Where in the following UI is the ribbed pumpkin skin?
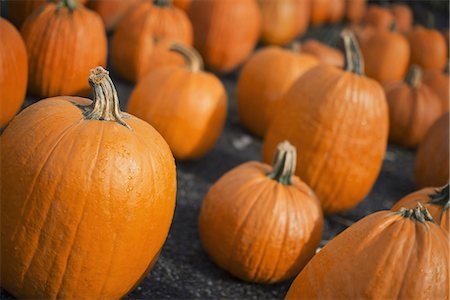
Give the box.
[189,0,261,73]
[414,113,449,189]
[237,47,319,137]
[360,30,410,82]
[21,3,106,97]
[408,26,448,71]
[128,66,227,160]
[391,3,412,34]
[199,162,323,283]
[423,70,450,112]
[0,97,176,299]
[300,39,344,67]
[285,210,450,299]
[112,1,193,82]
[363,5,394,31]
[0,18,28,128]
[345,0,366,24]
[392,187,449,232]
[258,0,310,46]
[87,0,139,31]
[262,66,389,214]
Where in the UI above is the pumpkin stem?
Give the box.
[341,30,364,75]
[84,67,131,129]
[267,141,297,185]
[389,21,397,32]
[405,65,423,88]
[169,43,204,72]
[426,12,435,29]
[58,0,78,11]
[428,184,449,222]
[154,0,172,7]
[290,41,301,53]
[395,203,435,223]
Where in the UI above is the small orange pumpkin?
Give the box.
[128,44,227,160]
[112,0,193,82]
[392,185,449,232]
[0,67,176,299]
[298,39,344,68]
[408,26,448,71]
[258,0,310,46]
[310,0,330,26]
[262,31,389,214]
[189,0,261,73]
[414,112,449,188]
[345,0,367,24]
[173,0,191,11]
[87,0,139,32]
[390,3,412,34]
[422,70,450,112]
[237,46,319,138]
[21,0,107,97]
[327,0,344,23]
[384,65,442,147]
[199,141,323,283]
[363,5,394,31]
[0,18,28,128]
[286,203,449,299]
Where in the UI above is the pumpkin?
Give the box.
[199,141,323,283]
[359,23,410,82]
[112,0,193,82]
[173,0,191,11]
[21,0,107,97]
[0,67,177,299]
[7,0,88,28]
[327,0,344,24]
[345,0,367,24]
[408,26,448,71]
[237,47,319,138]
[390,3,412,34]
[87,0,139,32]
[262,31,389,214]
[128,44,227,160]
[258,0,310,46]
[0,18,28,128]
[414,112,449,188]
[392,185,449,232]
[189,0,261,73]
[286,203,449,299]
[310,0,330,26]
[297,39,344,68]
[423,70,450,112]
[363,5,394,31]
[383,65,442,147]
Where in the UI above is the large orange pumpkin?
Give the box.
[87,0,139,32]
[384,65,442,147]
[423,69,450,112]
[286,203,449,299]
[392,185,449,232]
[112,0,193,82]
[0,67,177,299]
[21,0,107,97]
[189,0,261,73]
[258,0,310,46]
[262,31,389,214]
[363,5,394,31]
[414,112,449,188]
[408,26,448,71]
[345,0,367,24]
[298,39,344,68]
[0,18,28,128]
[237,46,319,138]
[128,44,227,160]
[390,3,412,34]
[199,141,323,283]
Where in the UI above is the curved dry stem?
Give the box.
[169,43,204,72]
[341,30,364,75]
[267,141,297,185]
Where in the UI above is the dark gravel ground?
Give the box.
[1,2,446,298]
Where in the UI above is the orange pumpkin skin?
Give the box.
[199,142,323,283]
[0,18,28,128]
[189,0,261,73]
[414,113,449,188]
[21,2,107,97]
[300,39,344,68]
[363,5,394,31]
[345,0,367,24]
[237,47,319,137]
[173,0,191,11]
[128,45,227,160]
[384,66,442,147]
[310,0,329,26]
[0,68,176,299]
[408,26,448,71]
[422,70,450,112]
[359,28,410,82]
[112,0,193,82]
[390,3,412,34]
[327,0,344,23]
[258,0,310,46]
[262,32,389,214]
[286,206,450,299]
[87,0,139,31]
[392,186,449,232]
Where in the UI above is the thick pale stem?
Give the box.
[405,65,423,88]
[395,203,435,223]
[290,41,301,53]
[267,141,297,185]
[169,43,204,72]
[341,30,364,75]
[84,67,130,129]
[154,0,172,7]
